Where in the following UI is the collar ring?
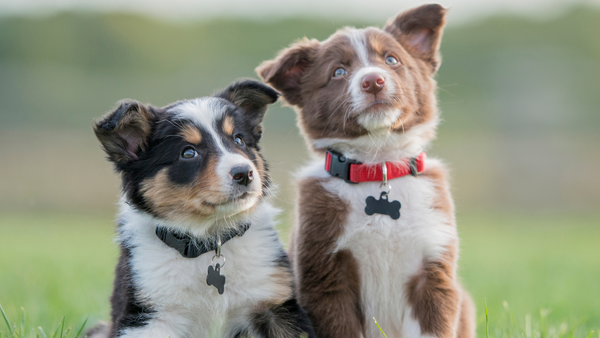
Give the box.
[380,161,391,194]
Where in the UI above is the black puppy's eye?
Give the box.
[333,67,347,78]
[181,147,197,159]
[234,135,245,147]
[385,56,398,65]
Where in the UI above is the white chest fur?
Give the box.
[300,158,457,338]
[117,202,287,338]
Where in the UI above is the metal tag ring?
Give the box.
[380,161,391,194]
[212,255,226,268]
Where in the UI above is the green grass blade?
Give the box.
[38,327,47,338]
[588,331,594,338]
[373,317,389,338]
[19,308,25,338]
[485,298,489,338]
[59,318,64,338]
[0,304,13,337]
[51,321,60,338]
[73,317,88,338]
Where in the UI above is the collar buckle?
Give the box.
[326,149,361,184]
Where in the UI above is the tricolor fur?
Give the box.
[257,4,475,338]
[88,80,316,338]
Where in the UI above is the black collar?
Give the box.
[155,223,251,259]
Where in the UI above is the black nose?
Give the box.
[230,165,253,186]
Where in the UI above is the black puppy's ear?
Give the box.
[384,4,447,71]
[93,100,155,165]
[216,79,279,137]
[256,38,320,107]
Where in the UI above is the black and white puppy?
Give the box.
[87,80,316,338]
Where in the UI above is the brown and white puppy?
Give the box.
[257,5,475,338]
[87,80,316,338]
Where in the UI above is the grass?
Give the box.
[0,212,599,337]
[0,304,88,338]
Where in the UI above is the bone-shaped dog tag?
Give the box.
[207,263,226,295]
[365,191,401,220]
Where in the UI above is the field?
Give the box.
[1,5,599,338]
[1,212,599,337]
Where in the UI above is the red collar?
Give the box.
[325,149,426,184]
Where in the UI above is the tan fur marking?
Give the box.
[140,158,223,221]
[180,125,202,144]
[223,116,235,136]
[267,266,294,305]
[291,177,364,338]
[250,148,268,192]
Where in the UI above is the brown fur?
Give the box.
[267,266,295,305]
[291,177,365,338]
[406,164,474,338]
[258,4,475,337]
[256,14,443,148]
[223,115,235,136]
[180,124,202,144]
[421,163,455,218]
[384,4,447,71]
[140,160,222,221]
[407,251,460,338]
[457,290,476,338]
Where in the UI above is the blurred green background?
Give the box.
[0,3,599,337]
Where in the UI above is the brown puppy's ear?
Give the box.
[94,100,155,165]
[384,4,448,71]
[216,79,279,140]
[256,38,320,106]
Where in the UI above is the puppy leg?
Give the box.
[456,288,476,338]
[293,178,365,338]
[406,260,463,338]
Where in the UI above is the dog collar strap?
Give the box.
[325,149,426,184]
[155,223,251,259]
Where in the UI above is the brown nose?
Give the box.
[361,73,385,95]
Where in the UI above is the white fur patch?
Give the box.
[311,118,438,163]
[345,28,370,67]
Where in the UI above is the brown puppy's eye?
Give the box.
[181,147,197,159]
[385,56,398,65]
[333,67,347,78]
[234,135,245,147]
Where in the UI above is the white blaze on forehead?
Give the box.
[172,98,225,132]
[346,28,370,67]
[170,98,228,153]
